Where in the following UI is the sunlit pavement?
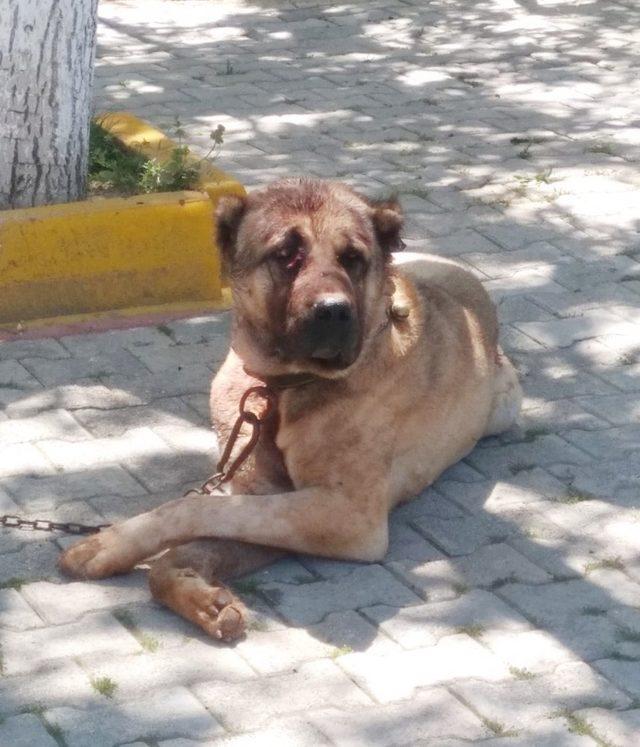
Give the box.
[1,1,640,744]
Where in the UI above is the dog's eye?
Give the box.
[339,248,366,273]
[272,241,304,273]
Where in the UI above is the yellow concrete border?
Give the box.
[0,112,243,330]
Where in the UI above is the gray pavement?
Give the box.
[2,0,640,744]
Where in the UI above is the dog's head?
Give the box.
[217,178,403,378]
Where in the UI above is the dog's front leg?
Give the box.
[58,486,389,580]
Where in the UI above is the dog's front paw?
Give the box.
[58,529,136,579]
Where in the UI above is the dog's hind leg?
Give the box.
[148,539,284,641]
[484,348,522,436]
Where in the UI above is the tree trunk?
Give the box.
[0,0,99,209]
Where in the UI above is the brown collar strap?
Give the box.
[243,366,320,391]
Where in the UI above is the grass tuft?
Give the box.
[584,557,625,574]
[509,666,536,680]
[91,676,118,699]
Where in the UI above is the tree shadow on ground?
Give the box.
[1,0,640,740]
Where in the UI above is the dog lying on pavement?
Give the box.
[59,178,522,641]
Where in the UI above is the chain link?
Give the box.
[0,385,277,536]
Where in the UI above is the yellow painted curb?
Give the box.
[0,113,244,327]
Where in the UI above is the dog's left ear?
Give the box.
[216,194,247,262]
[369,198,405,254]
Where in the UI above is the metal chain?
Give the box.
[0,385,277,536]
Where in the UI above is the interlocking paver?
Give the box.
[1,0,639,743]
[46,687,224,747]
[452,662,632,733]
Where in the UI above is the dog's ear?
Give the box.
[369,197,405,255]
[216,194,247,261]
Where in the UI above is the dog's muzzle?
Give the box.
[298,297,359,367]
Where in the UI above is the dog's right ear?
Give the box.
[216,194,247,261]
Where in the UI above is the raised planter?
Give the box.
[0,112,243,332]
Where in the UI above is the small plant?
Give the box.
[584,557,624,574]
[89,118,224,196]
[556,709,613,746]
[91,676,118,698]
[616,626,640,644]
[482,718,518,737]
[586,141,616,156]
[139,633,160,653]
[113,609,160,652]
[559,485,595,504]
[331,645,353,658]
[0,577,27,590]
[456,624,485,639]
[509,666,536,680]
[509,462,535,475]
[452,582,470,596]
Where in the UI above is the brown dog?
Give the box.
[59,178,522,641]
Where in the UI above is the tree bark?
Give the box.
[0,0,99,209]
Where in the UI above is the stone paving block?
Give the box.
[0,359,42,389]
[160,721,328,747]
[466,434,591,479]
[130,341,228,373]
[193,659,372,731]
[0,338,70,361]
[100,365,213,404]
[575,707,640,747]
[520,399,609,433]
[79,639,253,699]
[548,456,640,504]
[499,575,640,659]
[0,540,61,585]
[37,427,174,472]
[338,633,510,703]
[237,609,398,674]
[0,409,91,444]
[481,628,577,674]
[562,424,640,460]
[593,659,640,699]
[260,564,421,625]
[362,589,530,649]
[452,662,631,733]
[21,576,150,625]
[0,661,95,716]
[0,713,58,747]
[411,512,514,556]
[59,326,173,357]
[0,442,55,478]
[394,487,466,521]
[472,720,596,746]
[0,587,43,629]
[388,543,551,602]
[21,350,149,386]
[435,469,568,513]
[515,310,629,349]
[309,687,489,745]
[578,393,640,427]
[385,520,445,563]
[72,397,205,438]
[1,611,142,675]
[464,242,565,280]
[4,466,146,508]
[46,687,224,747]
[3,381,143,417]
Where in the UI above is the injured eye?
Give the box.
[271,231,305,274]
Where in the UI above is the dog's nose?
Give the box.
[304,298,357,362]
[313,299,353,326]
